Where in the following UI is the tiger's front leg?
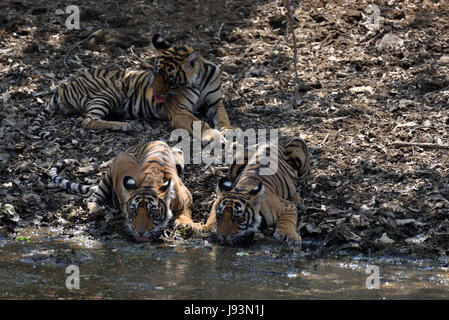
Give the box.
[206,99,232,132]
[82,118,131,132]
[272,197,302,247]
[167,104,224,146]
[174,209,204,232]
[82,98,131,132]
[204,98,244,146]
[203,201,217,232]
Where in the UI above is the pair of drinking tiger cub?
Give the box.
[51,138,309,246]
[37,34,310,247]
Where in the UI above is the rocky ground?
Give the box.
[0,0,448,258]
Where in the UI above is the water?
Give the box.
[0,229,448,299]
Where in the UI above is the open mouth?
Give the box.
[154,95,167,103]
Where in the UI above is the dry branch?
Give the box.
[64,29,104,68]
[285,0,301,107]
[391,142,449,150]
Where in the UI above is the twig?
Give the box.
[245,112,261,118]
[64,29,103,68]
[215,23,226,41]
[129,45,153,68]
[322,115,350,123]
[391,142,449,150]
[302,106,319,115]
[240,43,256,59]
[320,133,329,146]
[285,0,301,107]
[25,1,42,15]
[215,21,249,41]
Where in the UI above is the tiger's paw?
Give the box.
[82,119,131,132]
[174,217,204,233]
[201,128,225,147]
[202,222,217,233]
[115,122,132,132]
[221,127,243,141]
[274,230,302,248]
[86,201,105,214]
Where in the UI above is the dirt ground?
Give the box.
[0,0,448,258]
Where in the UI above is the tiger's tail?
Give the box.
[282,137,310,180]
[31,94,60,140]
[49,159,96,195]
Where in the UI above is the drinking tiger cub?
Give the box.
[204,137,310,247]
[49,141,202,242]
[31,34,232,145]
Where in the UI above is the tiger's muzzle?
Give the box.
[152,72,169,104]
[126,199,170,243]
[216,212,255,246]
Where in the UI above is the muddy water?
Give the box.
[0,228,448,299]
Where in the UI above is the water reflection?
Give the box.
[0,236,448,299]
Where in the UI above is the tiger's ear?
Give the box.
[152,34,169,51]
[170,147,185,175]
[159,178,172,192]
[217,177,233,197]
[160,178,175,202]
[123,176,138,190]
[187,51,199,66]
[248,182,264,198]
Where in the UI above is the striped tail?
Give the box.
[282,137,310,180]
[49,159,96,195]
[30,94,60,140]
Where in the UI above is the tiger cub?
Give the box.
[32,34,232,145]
[50,141,202,242]
[204,137,310,247]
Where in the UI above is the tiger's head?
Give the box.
[120,175,176,243]
[151,34,202,103]
[213,177,265,246]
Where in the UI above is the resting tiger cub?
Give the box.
[204,137,310,247]
[49,141,202,242]
[31,34,232,145]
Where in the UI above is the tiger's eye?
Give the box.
[129,206,137,216]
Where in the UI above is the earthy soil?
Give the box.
[0,0,448,258]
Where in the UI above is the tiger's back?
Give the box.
[228,136,310,202]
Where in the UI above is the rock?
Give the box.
[349,86,374,95]
[0,204,21,223]
[350,214,361,226]
[376,233,395,244]
[377,33,404,51]
[437,55,449,65]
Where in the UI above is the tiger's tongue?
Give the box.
[154,95,166,103]
[135,236,150,243]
